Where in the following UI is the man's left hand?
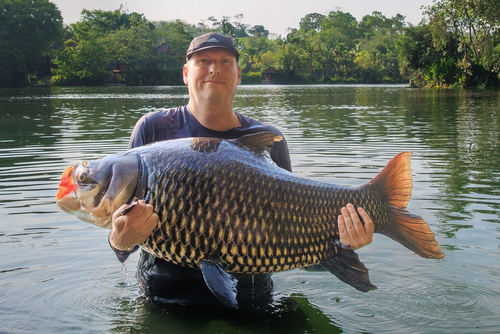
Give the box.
[338,203,374,250]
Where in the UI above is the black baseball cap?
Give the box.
[186,33,240,61]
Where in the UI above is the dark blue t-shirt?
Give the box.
[128,105,292,172]
[126,105,292,306]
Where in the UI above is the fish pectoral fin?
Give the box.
[321,248,377,293]
[200,259,239,309]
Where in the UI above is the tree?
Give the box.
[355,13,407,83]
[424,0,500,86]
[154,20,193,71]
[396,23,461,86]
[208,16,236,36]
[275,33,307,80]
[71,8,153,41]
[105,29,155,65]
[299,13,325,33]
[248,25,269,38]
[51,39,109,85]
[320,11,360,51]
[232,14,249,37]
[52,8,181,86]
[0,0,63,86]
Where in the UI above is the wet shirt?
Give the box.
[118,105,292,306]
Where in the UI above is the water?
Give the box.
[1,85,499,333]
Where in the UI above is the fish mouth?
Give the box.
[56,165,77,200]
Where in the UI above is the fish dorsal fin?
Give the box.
[190,137,223,153]
[233,132,283,153]
[200,259,239,309]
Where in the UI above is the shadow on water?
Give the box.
[110,294,342,334]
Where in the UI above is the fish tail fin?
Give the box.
[370,152,445,259]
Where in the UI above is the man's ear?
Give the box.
[183,64,188,85]
[237,66,241,85]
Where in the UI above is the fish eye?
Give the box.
[78,171,88,183]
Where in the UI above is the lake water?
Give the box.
[1,85,500,333]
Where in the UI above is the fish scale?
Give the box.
[139,137,386,274]
[57,131,444,297]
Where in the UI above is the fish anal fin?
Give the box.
[322,248,377,293]
[233,132,283,153]
[200,259,239,309]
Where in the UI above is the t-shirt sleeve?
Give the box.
[128,115,149,149]
[271,136,292,172]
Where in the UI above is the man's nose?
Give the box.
[209,62,220,74]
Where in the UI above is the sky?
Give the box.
[50,0,434,36]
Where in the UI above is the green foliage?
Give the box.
[423,57,461,87]
[105,29,155,65]
[423,0,500,87]
[299,13,325,33]
[51,39,109,85]
[241,72,263,84]
[51,8,193,86]
[7,2,496,87]
[0,0,64,86]
[71,8,154,40]
[355,12,406,83]
[124,61,182,86]
[270,10,408,84]
[320,11,360,52]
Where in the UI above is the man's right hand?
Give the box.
[109,200,158,251]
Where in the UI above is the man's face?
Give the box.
[183,48,241,106]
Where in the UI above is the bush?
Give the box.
[241,72,263,84]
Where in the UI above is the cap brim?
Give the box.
[186,45,240,60]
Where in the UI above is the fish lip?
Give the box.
[56,165,78,200]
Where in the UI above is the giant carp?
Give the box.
[56,132,444,308]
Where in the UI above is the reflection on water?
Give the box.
[1,85,499,333]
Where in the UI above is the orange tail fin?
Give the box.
[370,152,445,259]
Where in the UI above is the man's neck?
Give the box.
[188,101,242,132]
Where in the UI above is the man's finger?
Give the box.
[357,207,374,242]
[119,199,139,216]
[341,206,357,236]
[346,203,363,229]
[338,208,356,246]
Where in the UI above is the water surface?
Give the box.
[1,85,500,333]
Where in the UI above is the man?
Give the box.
[109,33,374,309]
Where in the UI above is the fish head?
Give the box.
[56,152,139,229]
